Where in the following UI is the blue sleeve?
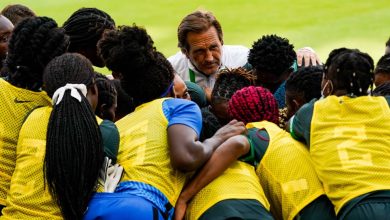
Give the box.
[162,98,202,137]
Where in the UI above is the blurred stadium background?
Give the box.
[2,0,390,73]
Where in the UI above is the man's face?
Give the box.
[184,26,222,76]
[385,46,390,55]
[0,16,14,65]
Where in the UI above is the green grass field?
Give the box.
[2,0,390,72]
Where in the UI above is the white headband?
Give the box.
[52,83,87,105]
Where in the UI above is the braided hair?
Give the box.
[98,25,175,107]
[4,16,69,91]
[285,66,323,103]
[63,8,115,67]
[1,4,36,25]
[228,86,279,125]
[94,72,117,121]
[248,34,296,92]
[43,53,103,220]
[211,67,255,103]
[324,48,374,96]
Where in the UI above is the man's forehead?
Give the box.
[187,27,221,48]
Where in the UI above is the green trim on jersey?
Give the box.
[239,127,270,167]
[199,199,273,220]
[295,195,336,220]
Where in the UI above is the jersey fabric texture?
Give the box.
[0,79,51,206]
[198,199,274,220]
[108,98,201,215]
[1,106,120,219]
[247,121,325,220]
[168,45,249,89]
[186,160,270,220]
[309,95,390,214]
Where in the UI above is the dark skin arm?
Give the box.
[168,119,246,173]
[173,135,250,220]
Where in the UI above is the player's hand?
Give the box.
[174,198,188,220]
[213,119,246,141]
[296,47,321,67]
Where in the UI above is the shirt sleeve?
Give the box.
[162,98,202,138]
[239,128,269,167]
[289,98,315,146]
[99,120,120,164]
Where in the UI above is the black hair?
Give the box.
[374,54,390,75]
[211,67,255,103]
[199,107,222,141]
[324,48,374,96]
[248,34,296,81]
[373,82,390,96]
[98,25,175,106]
[43,53,103,220]
[1,4,36,25]
[94,72,117,121]
[386,37,390,47]
[285,66,323,102]
[63,8,115,67]
[4,16,69,91]
[112,79,135,121]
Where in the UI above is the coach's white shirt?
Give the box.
[168,45,249,89]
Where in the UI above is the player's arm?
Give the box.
[173,135,250,220]
[166,99,246,172]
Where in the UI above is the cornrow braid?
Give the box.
[211,67,255,103]
[63,8,115,67]
[228,86,279,125]
[43,53,103,220]
[5,16,69,91]
[285,66,323,103]
[94,72,117,120]
[63,8,114,50]
[324,48,374,96]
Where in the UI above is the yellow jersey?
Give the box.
[115,98,188,206]
[186,161,270,220]
[0,79,51,206]
[310,95,390,213]
[247,121,325,220]
[1,106,61,219]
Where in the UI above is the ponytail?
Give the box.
[43,53,104,220]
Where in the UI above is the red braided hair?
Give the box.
[228,86,279,124]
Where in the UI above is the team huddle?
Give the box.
[0,4,389,220]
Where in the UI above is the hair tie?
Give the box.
[52,83,87,105]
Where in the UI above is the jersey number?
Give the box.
[334,126,372,169]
